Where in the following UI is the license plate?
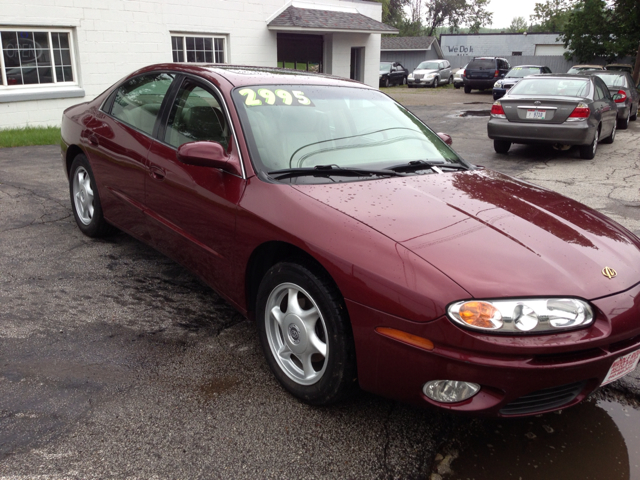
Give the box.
[526,109,546,119]
[601,349,640,386]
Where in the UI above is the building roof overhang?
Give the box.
[267,6,398,34]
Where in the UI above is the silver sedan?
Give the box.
[487,74,618,160]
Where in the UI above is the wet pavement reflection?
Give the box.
[442,392,640,479]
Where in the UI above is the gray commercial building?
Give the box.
[440,32,575,72]
[380,36,443,72]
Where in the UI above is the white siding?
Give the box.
[0,0,384,129]
[535,44,567,56]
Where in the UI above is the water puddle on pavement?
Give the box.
[439,394,640,479]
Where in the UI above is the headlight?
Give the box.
[379,74,383,78]
[408,74,414,79]
[447,298,594,334]
[425,74,435,79]
[494,81,503,88]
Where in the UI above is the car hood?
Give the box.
[413,69,438,75]
[293,169,640,299]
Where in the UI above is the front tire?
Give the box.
[256,262,357,405]
[579,127,599,159]
[69,153,114,237]
[494,140,511,154]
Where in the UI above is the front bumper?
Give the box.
[487,117,596,146]
[348,282,640,416]
[408,77,436,87]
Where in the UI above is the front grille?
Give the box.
[414,74,424,80]
[500,381,587,416]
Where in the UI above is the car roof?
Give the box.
[607,63,632,67]
[587,70,628,76]
[134,63,368,89]
[524,74,593,80]
[570,65,604,68]
[510,65,546,68]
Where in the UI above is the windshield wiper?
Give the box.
[384,160,469,173]
[268,164,405,180]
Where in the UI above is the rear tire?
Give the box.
[464,85,471,94]
[631,104,638,121]
[579,127,599,159]
[494,140,511,154]
[69,153,114,237]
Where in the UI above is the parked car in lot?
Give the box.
[492,65,552,100]
[567,64,605,74]
[62,64,640,417]
[379,61,408,87]
[407,59,452,88]
[588,70,639,129]
[463,57,511,93]
[605,63,633,74]
[453,64,467,89]
[488,74,617,159]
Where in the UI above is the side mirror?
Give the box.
[177,141,230,170]
[437,132,453,146]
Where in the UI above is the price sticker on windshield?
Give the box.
[238,88,314,107]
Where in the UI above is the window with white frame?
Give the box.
[0,29,77,87]
[171,35,226,64]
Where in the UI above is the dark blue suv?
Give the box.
[463,57,510,93]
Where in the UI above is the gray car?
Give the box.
[488,74,618,160]
[407,59,452,88]
[588,71,639,129]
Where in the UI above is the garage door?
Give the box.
[534,44,566,56]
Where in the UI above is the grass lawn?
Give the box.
[0,126,61,148]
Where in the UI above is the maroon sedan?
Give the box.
[61,64,640,416]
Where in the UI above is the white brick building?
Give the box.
[0,0,395,129]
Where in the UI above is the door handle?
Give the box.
[149,165,165,180]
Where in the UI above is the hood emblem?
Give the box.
[534,101,542,105]
[602,267,617,279]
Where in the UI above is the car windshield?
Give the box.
[567,66,600,74]
[509,78,590,97]
[506,67,542,78]
[594,73,627,88]
[416,61,440,70]
[232,85,460,182]
[468,59,495,70]
[380,63,392,73]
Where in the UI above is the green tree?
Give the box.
[561,0,613,61]
[423,0,493,36]
[529,0,578,32]
[507,16,529,32]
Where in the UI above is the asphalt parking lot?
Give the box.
[1,86,639,479]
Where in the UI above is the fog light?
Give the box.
[423,380,480,403]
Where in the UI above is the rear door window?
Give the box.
[109,73,175,136]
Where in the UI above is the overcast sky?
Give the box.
[488,0,540,28]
